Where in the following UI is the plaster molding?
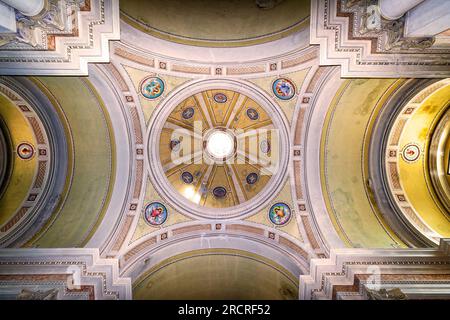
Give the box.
[310,0,450,78]
[0,0,120,75]
[0,248,131,299]
[300,238,450,299]
[120,229,310,282]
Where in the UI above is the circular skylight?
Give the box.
[206,130,235,160]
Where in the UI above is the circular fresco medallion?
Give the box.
[212,186,227,198]
[144,202,168,226]
[214,93,228,103]
[401,143,421,163]
[246,108,259,120]
[272,78,296,100]
[260,140,271,154]
[182,107,195,119]
[181,172,194,184]
[17,143,34,160]
[268,202,291,225]
[170,139,181,152]
[246,172,259,185]
[141,77,165,99]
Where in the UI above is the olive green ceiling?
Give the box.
[133,249,298,300]
[321,79,408,249]
[25,77,115,248]
[120,0,310,47]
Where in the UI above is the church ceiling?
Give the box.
[0,0,449,301]
[0,0,120,75]
[159,89,276,209]
[28,77,115,248]
[320,77,450,247]
[120,0,311,47]
[0,93,38,230]
[0,77,114,248]
[320,78,408,248]
[431,107,450,215]
[132,249,298,300]
[383,79,450,244]
[310,0,450,77]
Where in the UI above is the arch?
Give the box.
[121,227,310,281]
[369,78,450,246]
[132,248,299,300]
[0,77,68,247]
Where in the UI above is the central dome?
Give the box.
[147,80,289,219]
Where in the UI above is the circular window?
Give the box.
[204,129,236,161]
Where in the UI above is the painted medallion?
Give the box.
[272,78,295,100]
[214,93,228,103]
[17,143,34,160]
[212,186,227,198]
[246,172,259,185]
[268,202,291,225]
[402,144,421,163]
[141,77,165,99]
[246,108,259,120]
[144,202,168,226]
[182,107,195,119]
[181,172,194,184]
